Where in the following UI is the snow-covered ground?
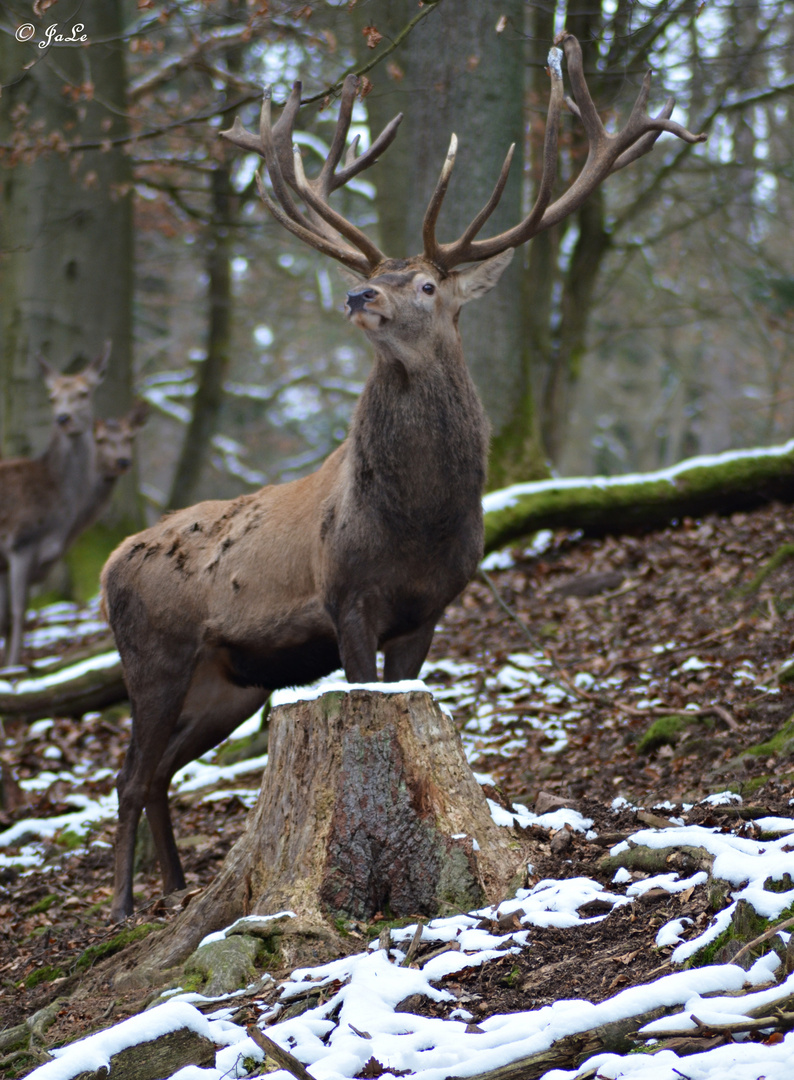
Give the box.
[21,806,794,1080]
[4,603,794,1079]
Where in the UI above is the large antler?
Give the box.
[220,75,402,276]
[424,32,707,274]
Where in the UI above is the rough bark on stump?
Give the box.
[150,689,527,969]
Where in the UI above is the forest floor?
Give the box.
[2,499,794,1077]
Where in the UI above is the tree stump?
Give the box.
[152,689,527,969]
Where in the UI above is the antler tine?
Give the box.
[317,74,358,195]
[292,146,387,268]
[431,44,564,270]
[254,172,372,274]
[422,135,458,269]
[609,96,673,173]
[431,31,706,271]
[331,111,404,192]
[219,115,263,156]
[270,80,303,185]
[557,32,606,145]
[344,135,361,169]
[219,80,399,274]
[257,87,306,228]
[433,143,516,268]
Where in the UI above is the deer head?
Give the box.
[37,342,111,436]
[93,400,149,478]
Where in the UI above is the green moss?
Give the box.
[179,972,205,994]
[483,444,794,554]
[689,899,773,968]
[56,829,83,851]
[24,964,65,989]
[499,964,520,988]
[636,714,691,756]
[28,894,58,914]
[215,710,270,765]
[764,876,793,895]
[742,717,794,759]
[737,543,794,596]
[65,521,136,604]
[74,923,158,973]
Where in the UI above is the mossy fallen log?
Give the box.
[0,642,126,721]
[483,438,794,552]
[67,1027,216,1080]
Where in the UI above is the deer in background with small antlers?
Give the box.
[101,33,705,921]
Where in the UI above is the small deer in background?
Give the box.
[77,401,149,538]
[0,345,109,667]
[101,33,705,921]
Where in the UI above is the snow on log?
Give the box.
[0,646,126,721]
[483,437,794,552]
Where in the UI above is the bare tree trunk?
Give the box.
[0,0,138,526]
[166,164,233,509]
[353,0,547,487]
[146,690,527,970]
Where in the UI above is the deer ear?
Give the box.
[453,249,515,305]
[36,354,60,390]
[127,398,150,430]
[84,340,111,384]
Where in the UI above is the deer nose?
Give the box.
[116,457,132,471]
[56,413,71,426]
[346,287,378,312]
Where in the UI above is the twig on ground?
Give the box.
[247,1027,315,1080]
[401,921,424,967]
[730,914,794,968]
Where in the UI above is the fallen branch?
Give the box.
[247,1027,314,1080]
[401,922,424,967]
[446,988,794,1080]
[637,1008,794,1040]
[737,542,794,596]
[444,1007,670,1080]
[730,914,794,968]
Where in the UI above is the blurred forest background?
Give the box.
[1,0,794,598]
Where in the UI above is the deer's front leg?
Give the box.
[0,570,8,651]
[383,618,438,682]
[6,548,35,667]
[335,597,378,683]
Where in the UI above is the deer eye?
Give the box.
[421,282,436,295]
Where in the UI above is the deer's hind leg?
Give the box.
[110,646,196,923]
[143,656,267,903]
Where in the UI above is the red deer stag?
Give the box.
[101,34,705,921]
[0,346,110,668]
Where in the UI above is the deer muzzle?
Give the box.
[345,286,378,313]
